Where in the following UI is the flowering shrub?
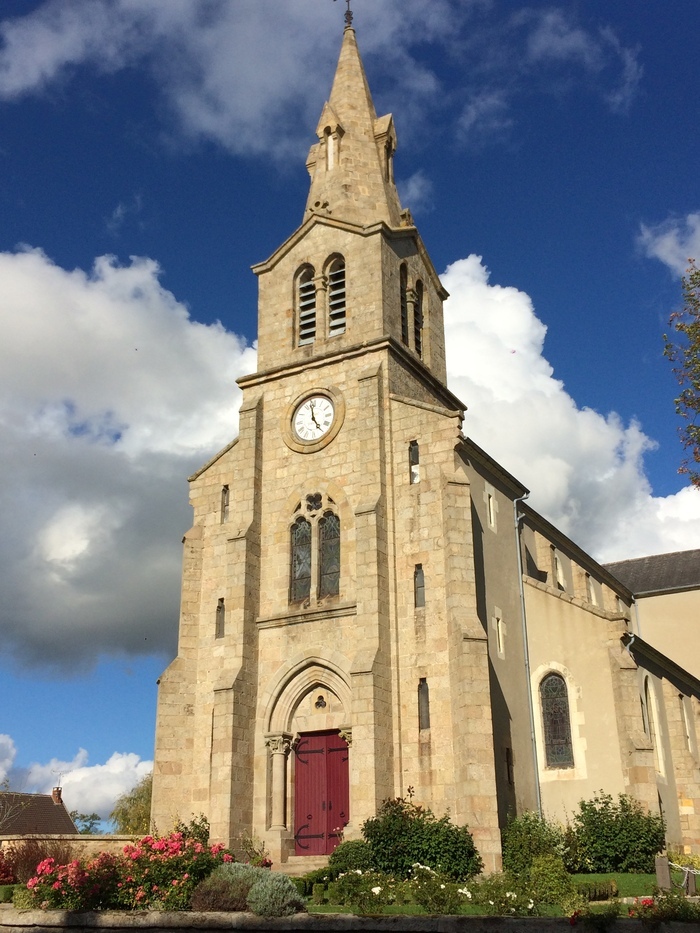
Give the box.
[117,832,234,909]
[409,864,464,914]
[627,891,700,923]
[333,869,393,914]
[25,853,120,910]
[470,872,538,917]
[23,825,235,911]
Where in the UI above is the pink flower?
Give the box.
[222,854,233,862]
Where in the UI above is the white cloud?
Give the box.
[0,247,256,669]
[23,747,151,820]
[0,1,641,156]
[639,212,700,276]
[397,170,434,215]
[0,736,17,784]
[442,255,700,561]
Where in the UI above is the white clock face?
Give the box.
[293,395,335,442]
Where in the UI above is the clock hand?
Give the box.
[309,401,321,428]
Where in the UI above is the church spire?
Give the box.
[304,22,403,227]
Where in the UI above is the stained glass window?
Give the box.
[290,517,312,602]
[318,511,340,597]
[540,673,574,768]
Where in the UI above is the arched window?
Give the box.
[297,267,316,346]
[540,672,574,768]
[400,265,409,345]
[289,495,340,604]
[328,258,346,336]
[318,511,340,597]
[290,517,312,602]
[414,280,423,358]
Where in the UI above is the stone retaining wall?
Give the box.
[0,908,669,932]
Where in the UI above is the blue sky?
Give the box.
[2,0,700,820]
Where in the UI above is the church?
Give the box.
[151,15,700,872]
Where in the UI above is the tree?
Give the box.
[69,810,103,834]
[665,259,700,487]
[109,772,152,835]
[0,779,28,833]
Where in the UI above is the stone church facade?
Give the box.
[151,22,700,870]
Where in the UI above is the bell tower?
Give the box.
[152,12,503,872]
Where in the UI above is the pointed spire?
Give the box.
[304,25,403,227]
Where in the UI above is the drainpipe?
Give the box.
[514,493,542,817]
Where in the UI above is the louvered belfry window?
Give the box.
[298,267,316,346]
[540,673,574,768]
[290,517,312,601]
[400,265,409,345]
[318,511,340,597]
[414,279,424,358]
[328,259,346,336]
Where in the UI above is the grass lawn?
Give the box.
[572,873,661,897]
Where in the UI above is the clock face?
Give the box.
[293,395,335,442]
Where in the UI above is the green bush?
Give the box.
[526,854,581,911]
[361,791,482,880]
[190,863,259,911]
[296,867,331,896]
[328,839,375,873]
[569,791,665,873]
[0,885,15,903]
[501,811,565,876]
[12,886,33,909]
[245,871,306,917]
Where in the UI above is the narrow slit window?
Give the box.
[318,511,340,598]
[414,563,425,608]
[215,598,225,639]
[220,485,230,523]
[290,517,312,602]
[418,678,430,730]
[328,259,346,336]
[409,440,420,484]
[400,265,409,345]
[298,267,316,346]
[496,616,504,654]
[540,673,574,768]
[414,280,424,358]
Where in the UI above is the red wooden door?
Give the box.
[294,730,349,855]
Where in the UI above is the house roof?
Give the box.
[604,549,700,597]
[0,790,78,836]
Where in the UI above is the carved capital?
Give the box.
[338,726,353,747]
[265,733,293,756]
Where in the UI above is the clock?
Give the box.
[293,395,335,442]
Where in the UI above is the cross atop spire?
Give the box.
[304,21,403,227]
[334,0,353,30]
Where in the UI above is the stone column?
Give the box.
[265,734,292,830]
